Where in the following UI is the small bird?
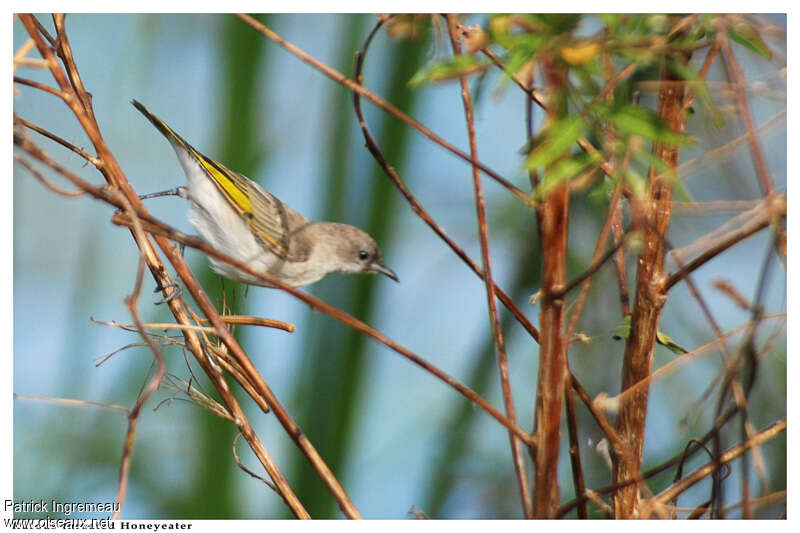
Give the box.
[132,100,398,288]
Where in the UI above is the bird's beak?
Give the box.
[369,261,399,282]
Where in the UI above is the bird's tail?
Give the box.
[132,99,255,218]
[131,99,194,153]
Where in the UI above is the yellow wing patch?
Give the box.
[194,152,253,215]
[246,180,292,259]
[133,100,296,261]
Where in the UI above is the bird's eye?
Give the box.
[358,250,369,261]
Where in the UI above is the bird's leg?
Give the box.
[139,185,188,200]
[137,186,188,303]
[153,279,182,305]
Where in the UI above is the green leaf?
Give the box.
[597,14,621,29]
[671,175,693,203]
[603,104,694,145]
[612,315,632,340]
[408,55,485,87]
[535,151,599,198]
[668,59,725,129]
[524,116,586,170]
[656,329,689,355]
[489,16,545,51]
[612,315,689,355]
[624,168,647,198]
[535,13,582,33]
[728,22,772,60]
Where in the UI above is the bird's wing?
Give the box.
[133,100,306,262]
[245,178,307,261]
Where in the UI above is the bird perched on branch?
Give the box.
[132,100,398,288]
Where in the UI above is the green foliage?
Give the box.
[595,104,694,146]
[408,55,487,87]
[536,152,601,199]
[668,59,725,128]
[613,315,689,355]
[728,20,773,59]
[524,116,586,171]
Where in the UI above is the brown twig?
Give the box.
[447,14,533,519]
[682,41,720,111]
[15,115,102,166]
[234,13,536,209]
[640,419,786,518]
[232,433,277,491]
[352,18,540,344]
[554,234,628,303]
[197,314,295,333]
[570,373,626,455]
[13,75,65,98]
[113,207,534,445]
[13,154,85,198]
[14,393,129,414]
[565,141,628,338]
[673,489,786,518]
[563,384,587,518]
[114,256,166,519]
[717,25,773,196]
[31,15,57,46]
[15,133,534,448]
[52,15,96,122]
[18,14,314,518]
[611,201,631,317]
[557,363,783,518]
[664,194,785,291]
[667,111,785,186]
[600,314,784,416]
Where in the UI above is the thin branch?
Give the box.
[14,76,66,102]
[557,373,779,518]
[352,17,539,344]
[447,14,533,519]
[563,385,587,518]
[665,194,785,291]
[13,38,39,71]
[109,209,534,445]
[565,153,627,339]
[16,132,534,448]
[661,110,785,185]
[570,373,626,455]
[553,234,628,302]
[31,15,57,47]
[717,25,774,196]
[52,14,96,122]
[14,393,129,414]
[13,154,85,198]
[640,419,786,518]
[17,17,314,518]
[15,115,102,166]
[234,13,537,209]
[603,314,784,410]
[197,314,295,333]
[683,41,720,111]
[114,253,166,519]
[232,433,277,491]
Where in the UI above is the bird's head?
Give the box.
[322,223,399,282]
